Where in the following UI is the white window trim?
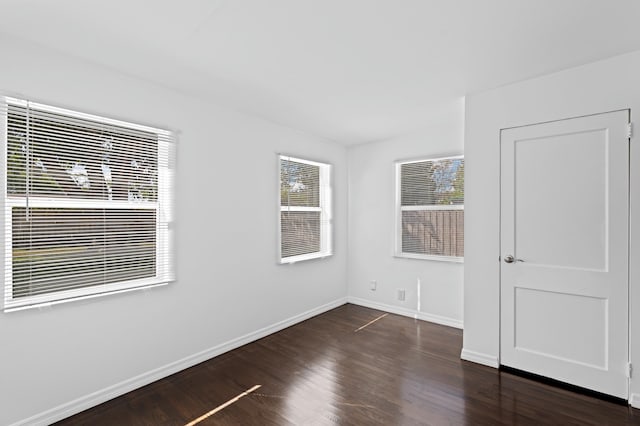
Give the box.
[394,155,464,263]
[1,96,175,312]
[278,154,333,264]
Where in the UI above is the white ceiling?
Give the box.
[2,0,640,145]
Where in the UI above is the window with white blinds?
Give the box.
[279,155,332,263]
[396,155,464,261]
[1,97,175,311]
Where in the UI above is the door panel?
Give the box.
[515,129,608,271]
[500,110,629,399]
[514,288,607,368]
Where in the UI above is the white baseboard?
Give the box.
[460,348,499,368]
[418,311,463,330]
[10,297,348,426]
[347,296,463,329]
[629,393,640,408]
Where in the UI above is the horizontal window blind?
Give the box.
[280,211,321,258]
[2,97,175,311]
[398,156,464,259]
[279,155,332,263]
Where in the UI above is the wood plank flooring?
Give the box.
[54,304,640,425]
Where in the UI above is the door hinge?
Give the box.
[628,122,633,138]
[627,363,633,379]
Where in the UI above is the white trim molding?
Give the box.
[347,296,463,329]
[9,297,348,426]
[629,393,640,408]
[460,348,500,368]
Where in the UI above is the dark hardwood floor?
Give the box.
[55,304,640,425]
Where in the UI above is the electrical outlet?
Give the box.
[397,289,406,301]
[370,280,377,291]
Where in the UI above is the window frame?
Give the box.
[394,154,464,263]
[278,154,332,264]
[1,96,174,312]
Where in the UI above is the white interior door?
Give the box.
[500,110,629,399]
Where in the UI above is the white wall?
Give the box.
[463,49,640,405]
[0,34,348,426]
[347,99,464,328]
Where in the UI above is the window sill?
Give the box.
[394,253,464,263]
[280,252,333,265]
[3,279,172,313]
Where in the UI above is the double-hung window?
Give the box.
[279,155,332,263]
[2,97,175,311]
[395,155,464,261]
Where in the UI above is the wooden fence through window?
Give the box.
[402,210,463,257]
